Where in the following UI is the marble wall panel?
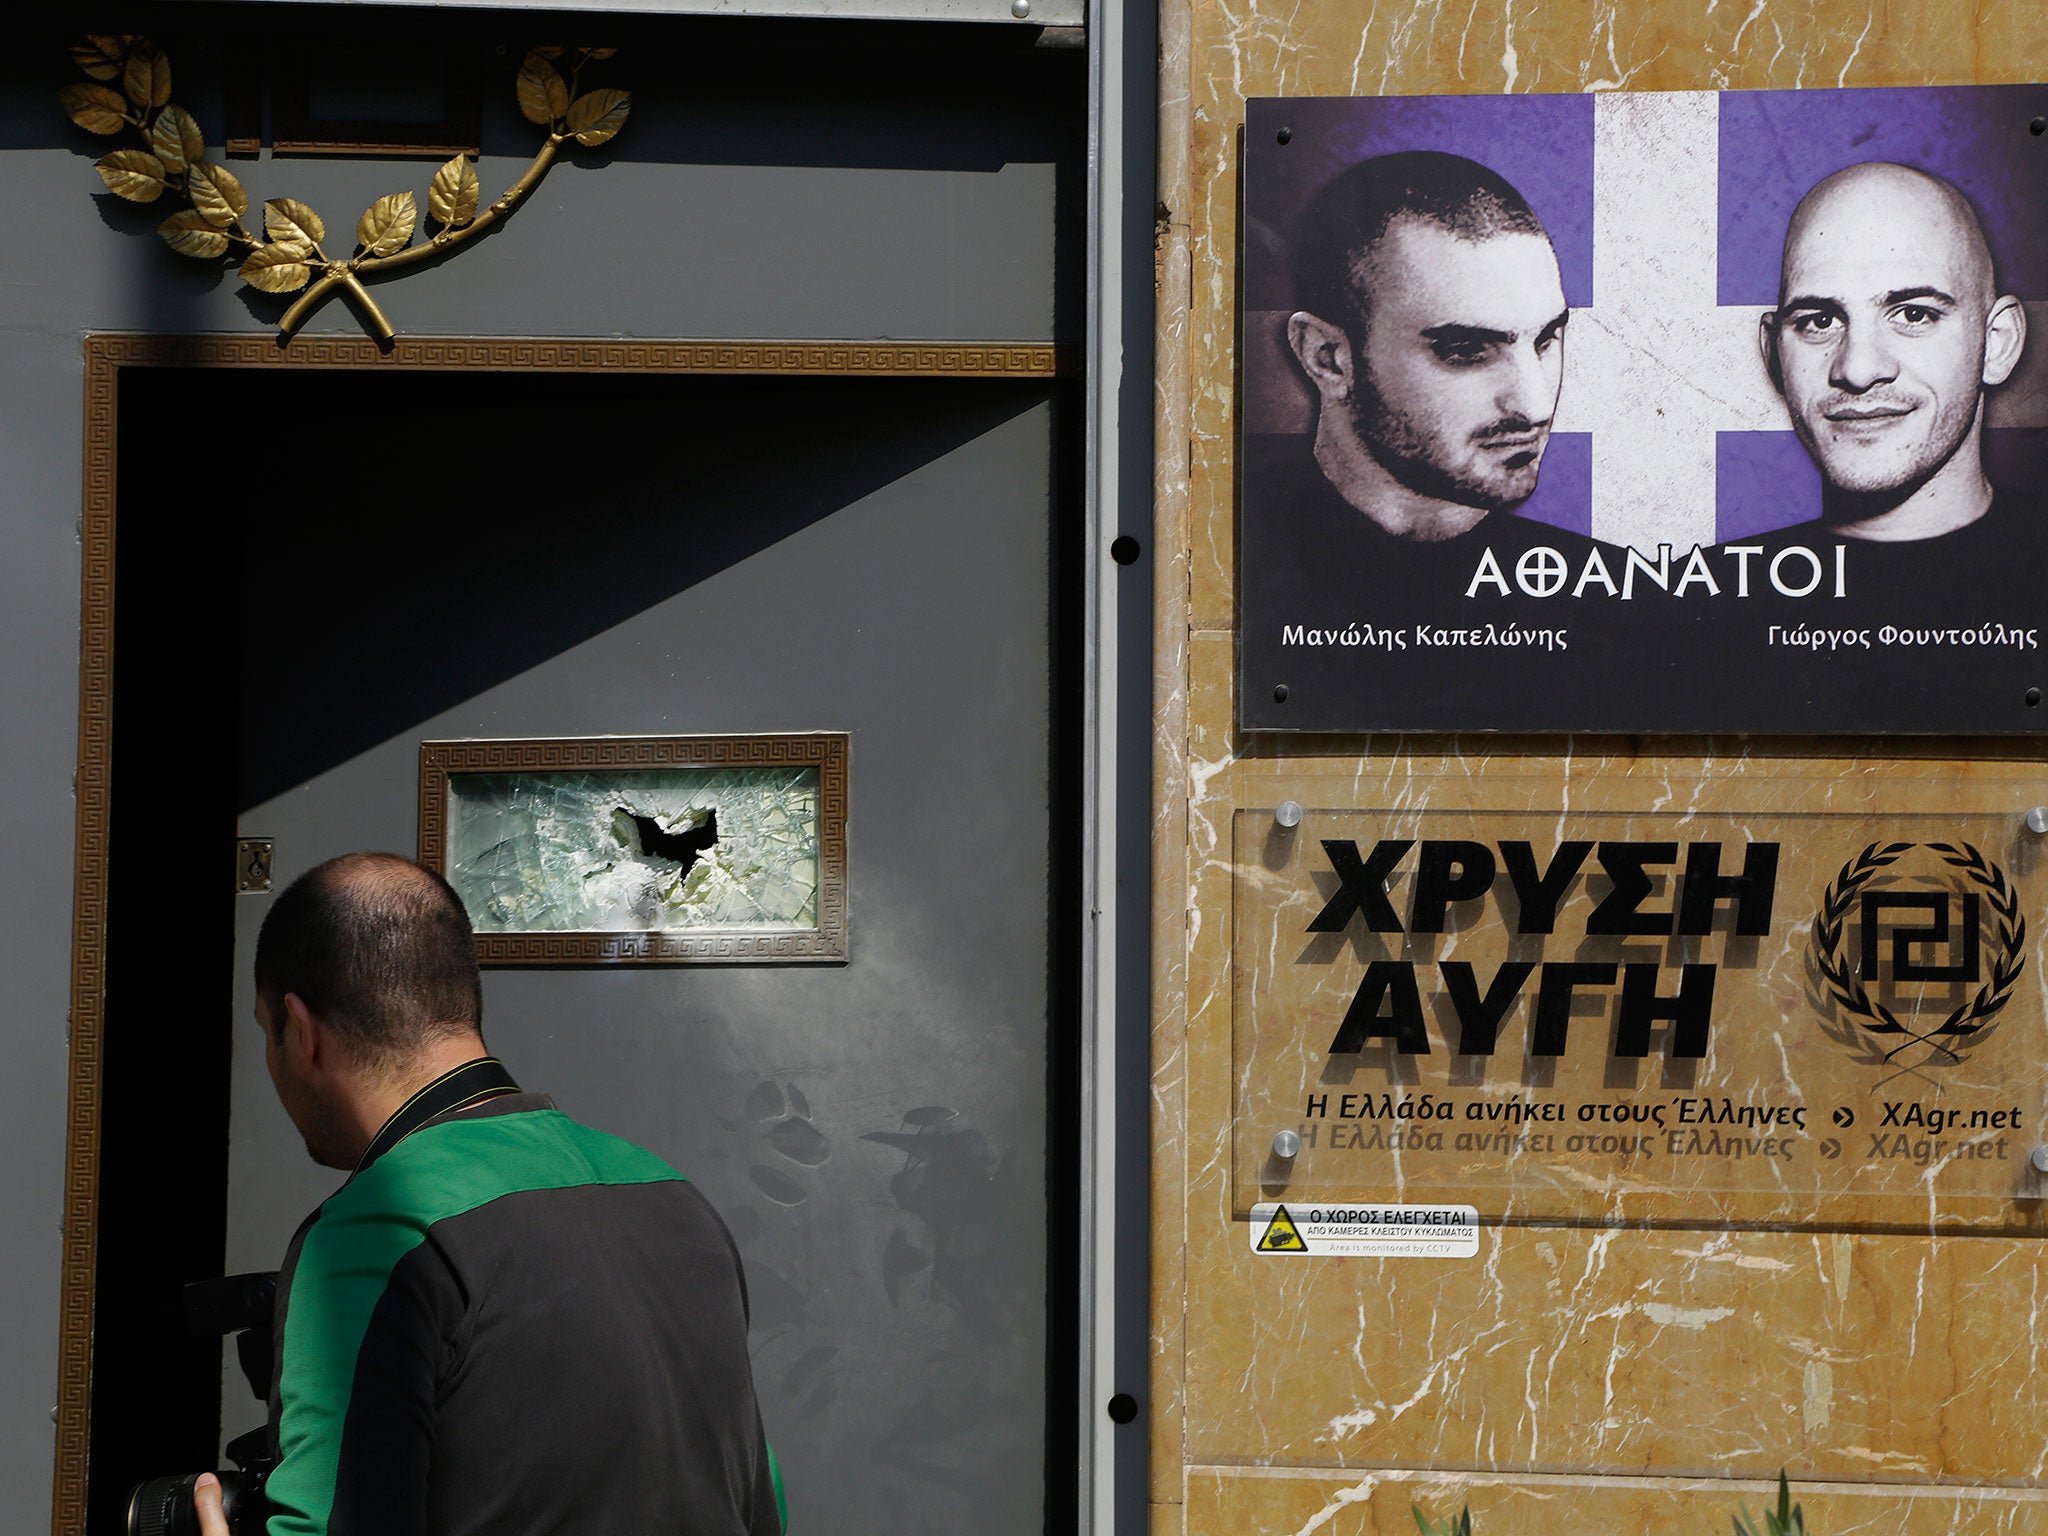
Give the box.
[1169,647,2048,1482]
[1154,0,2048,1529]
[1184,1220,2048,1482]
[1228,801,2048,1232]
[1188,1468,2048,1534]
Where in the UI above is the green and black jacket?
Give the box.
[264,1058,785,1536]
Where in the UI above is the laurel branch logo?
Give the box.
[1809,841,2025,1067]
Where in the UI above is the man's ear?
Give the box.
[1982,293,2027,388]
[1758,311,1785,396]
[1286,310,1356,400]
[282,993,327,1069]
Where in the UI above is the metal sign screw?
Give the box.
[1275,801,1303,829]
[2026,807,2048,835]
[1271,1130,1301,1160]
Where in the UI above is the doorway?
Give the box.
[69,340,1080,1535]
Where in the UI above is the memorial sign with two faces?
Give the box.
[1238,86,2048,733]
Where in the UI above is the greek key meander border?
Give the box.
[58,342,119,1536]
[418,734,849,965]
[82,334,1070,378]
[59,333,901,1533]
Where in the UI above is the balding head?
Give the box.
[1780,162,1995,311]
[255,852,483,1074]
[1762,161,2025,528]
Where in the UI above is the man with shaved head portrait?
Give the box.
[1761,161,2027,541]
[1284,149,1574,542]
[1238,145,1608,730]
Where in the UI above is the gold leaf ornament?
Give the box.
[64,34,631,342]
[240,243,315,294]
[95,149,169,203]
[148,105,205,176]
[60,83,129,135]
[122,42,172,111]
[517,54,570,125]
[428,155,482,228]
[565,89,631,147]
[68,38,124,81]
[158,209,229,259]
[357,192,418,256]
[264,197,326,248]
[187,161,249,228]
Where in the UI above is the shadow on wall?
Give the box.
[112,367,1048,809]
[10,20,1074,173]
[718,1080,1044,1524]
[722,1086,1037,1340]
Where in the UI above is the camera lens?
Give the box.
[125,1474,199,1536]
[125,1471,241,1536]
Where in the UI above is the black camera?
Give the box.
[123,1273,279,1536]
[123,1429,272,1536]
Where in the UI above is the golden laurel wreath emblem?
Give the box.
[61,36,630,343]
[1809,840,2026,1066]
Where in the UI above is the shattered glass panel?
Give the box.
[447,767,822,933]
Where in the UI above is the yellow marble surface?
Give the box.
[1187,1222,2048,1481]
[1188,1468,2048,1534]
[1153,0,2048,1527]
[1227,801,2048,1230]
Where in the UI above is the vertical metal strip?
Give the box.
[1082,0,1122,1528]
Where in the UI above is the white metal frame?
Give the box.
[198,0,1086,25]
[1082,0,1131,1529]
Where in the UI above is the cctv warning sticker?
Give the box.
[1249,1202,1480,1258]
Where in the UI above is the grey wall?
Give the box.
[0,15,1080,1529]
[207,372,1061,1533]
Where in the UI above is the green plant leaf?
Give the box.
[1410,1503,1472,1536]
[1734,1472,1807,1536]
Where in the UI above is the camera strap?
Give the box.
[353,1056,523,1175]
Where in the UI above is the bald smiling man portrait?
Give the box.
[1761,160,2028,543]
[1699,154,2048,731]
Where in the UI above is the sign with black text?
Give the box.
[1231,808,2048,1230]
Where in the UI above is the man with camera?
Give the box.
[192,851,783,1536]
